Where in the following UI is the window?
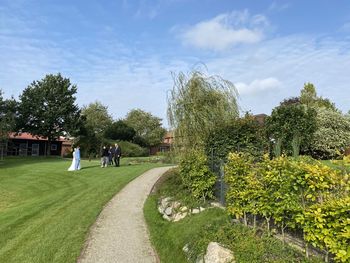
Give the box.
[51,144,57,151]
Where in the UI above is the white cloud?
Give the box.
[179,10,268,51]
[235,78,282,95]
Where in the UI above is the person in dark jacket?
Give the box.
[101,146,109,168]
[108,146,114,165]
[114,143,122,167]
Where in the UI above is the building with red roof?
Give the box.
[4,132,72,157]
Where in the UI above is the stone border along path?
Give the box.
[78,166,173,263]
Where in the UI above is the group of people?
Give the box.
[67,143,122,171]
[101,143,121,168]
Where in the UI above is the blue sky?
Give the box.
[1,0,350,126]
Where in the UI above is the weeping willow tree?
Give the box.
[167,70,239,153]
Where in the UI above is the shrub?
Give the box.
[206,114,267,163]
[225,153,349,261]
[102,139,148,157]
[179,150,216,200]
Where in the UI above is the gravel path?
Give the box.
[78,166,172,263]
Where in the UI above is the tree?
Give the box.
[0,91,17,159]
[167,70,239,153]
[265,97,317,157]
[17,74,81,155]
[300,83,337,111]
[125,109,166,147]
[308,108,350,159]
[81,101,113,137]
[78,101,113,157]
[104,120,136,141]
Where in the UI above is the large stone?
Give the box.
[180,206,188,212]
[173,212,188,222]
[160,197,172,210]
[158,205,164,214]
[192,208,200,214]
[203,242,235,263]
[172,201,181,209]
[210,202,225,209]
[165,206,173,216]
[162,214,171,221]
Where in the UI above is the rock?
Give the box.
[173,212,188,222]
[165,206,173,216]
[162,214,171,221]
[192,208,200,214]
[160,197,172,210]
[199,206,206,212]
[172,201,181,209]
[182,244,189,253]
[180,206,188,212]
[210,202,224,209]
[204,242,235,263]
[158,205,164,214]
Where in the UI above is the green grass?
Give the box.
[144,170,322,263]
[0,157,163,263]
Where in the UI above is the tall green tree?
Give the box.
[266,97,317,157]
[104,120,136,141]
[79,101,113,156]
[300,83,337,111]
[0,91,17,159]
[125,109,166,147]
[81,101,112,138]
[167,70,239,153]
[17,74,81,155]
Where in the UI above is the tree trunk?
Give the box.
[243,212,248,226]
[253,214,257,229]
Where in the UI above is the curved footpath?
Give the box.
[78,166,173,263]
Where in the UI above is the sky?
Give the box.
[1,0,350,127]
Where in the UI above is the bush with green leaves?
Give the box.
[102,139,148,157]
[308,108,350,159]
[206,113,267,163]
[225,153,349,261]
[179,150,217,200]
[265,98,317,157]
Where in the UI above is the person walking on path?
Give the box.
[113,143,121,167]
[78,166,173,263]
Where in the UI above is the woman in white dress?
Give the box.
[68,149,76,171]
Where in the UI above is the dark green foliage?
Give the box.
[104,120,136,141]
[0,90,17,142]
[101,139,148,157]
[17,74,81,154]
[125,109,166,147]
[205,113,267,163]
[266,99,317,156]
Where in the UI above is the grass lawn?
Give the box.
[0,156,163,263]
[144,169,322,263]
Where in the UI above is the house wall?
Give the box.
[6,139,62,156]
